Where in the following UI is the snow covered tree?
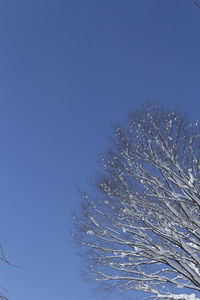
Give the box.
[73,104,200,299]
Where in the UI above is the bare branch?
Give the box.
[194,1,200,8]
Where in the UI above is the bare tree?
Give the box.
[0,243,12,300]
[73,104,200,299]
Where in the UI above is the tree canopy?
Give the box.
[73,104,200,299]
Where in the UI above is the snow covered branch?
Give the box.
[73,104,200,299]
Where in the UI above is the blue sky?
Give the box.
[0,1,200,299]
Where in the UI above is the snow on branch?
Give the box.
[73,104,200,299]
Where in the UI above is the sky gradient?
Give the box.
[0,1,200,299]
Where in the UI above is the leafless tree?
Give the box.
[0,243,12,300]
[73,104,200,299]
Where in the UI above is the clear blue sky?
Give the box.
[0,1,200,299]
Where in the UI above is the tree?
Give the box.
[73,104,200,300]
[0,243,12,300]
